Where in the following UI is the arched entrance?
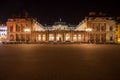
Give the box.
[49,34,54,41]
[73,34,77,42]
[78,34,81,42]
[65,33,70,41]
[56,34,62,42]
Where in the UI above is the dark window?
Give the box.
[101,26,106,31]
[16,25,21,32]
[21,34,25,41]
[16,34,21,41]
[21,24,25,32]
[110,36,113,41]
[96,26,100,31]
[101,34,106,42]
[110,26,113,31]
[10,26,13,32]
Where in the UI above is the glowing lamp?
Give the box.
[24,28,30,32]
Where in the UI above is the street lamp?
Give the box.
[24,28,30,43]
[86,28,92,32]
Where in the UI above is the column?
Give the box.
[77,33,78,42]
[94,34,96,43]
[54,33,56,42]
[100,34,102,42]
[41,33,43,42]
[70,31,73,42]
[63,33,65,42]
[46,33,48,42]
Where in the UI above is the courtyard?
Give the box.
[0,44,120,80]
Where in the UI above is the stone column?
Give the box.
[41,33,43,42]
[76,33,78,42]
[63,33,65,42]
[46,32,48,42]
[70,31,73,42]
[54,33,56,42]
[14,34,16,42]
[31,33,33,42]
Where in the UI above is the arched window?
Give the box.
[10,35,14,41]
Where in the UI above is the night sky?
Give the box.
[0,0,119,25]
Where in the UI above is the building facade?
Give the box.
[0,24,7,42]
[7,17,44,43]
[6,15,116,43]
[116,23,120,43]
[31,21,86,43]
[75,17,116,43]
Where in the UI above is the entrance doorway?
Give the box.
[56,34,62,42]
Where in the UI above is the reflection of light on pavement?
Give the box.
[81,44,96,49]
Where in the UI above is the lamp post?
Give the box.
[24,28,30,43]
[86,28,92,43]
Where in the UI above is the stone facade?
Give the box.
[0,24,7,41]
[116,23,120,43]
[6,16,116,43]
[7,17,44,42]
[75,17,116,43]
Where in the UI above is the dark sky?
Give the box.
[0,0,119,25]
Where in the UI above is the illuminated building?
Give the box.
[6,12,116,43]
[75,12,116,43]
[7,17,44,42]
[0,24,7,42]
[31,21,85,43]
[116,18,120,43]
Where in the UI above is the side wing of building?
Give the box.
[6,18,45,42]
[75,17,116,43]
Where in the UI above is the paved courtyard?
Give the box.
[0,44,120,80]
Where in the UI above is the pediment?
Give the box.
[93,18,106,22]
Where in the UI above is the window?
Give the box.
[110,26,113,31]
[42,35,46,41]
[10,35,14,41]
[66,33,70,41]
[21,24,25,32]
[10,26,13,32]
[16,34,20,41]
[16,24,21,32]
[73,35,77,41]
[96,26,100,31]
[101,26,106,31]
[21,34,25,41]
[101,34,105,42]
[110,35,113,41]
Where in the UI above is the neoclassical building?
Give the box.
[6,14,116,43]
[115,17,120,43]
[7,17,45,42]
[75,17,116,43]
